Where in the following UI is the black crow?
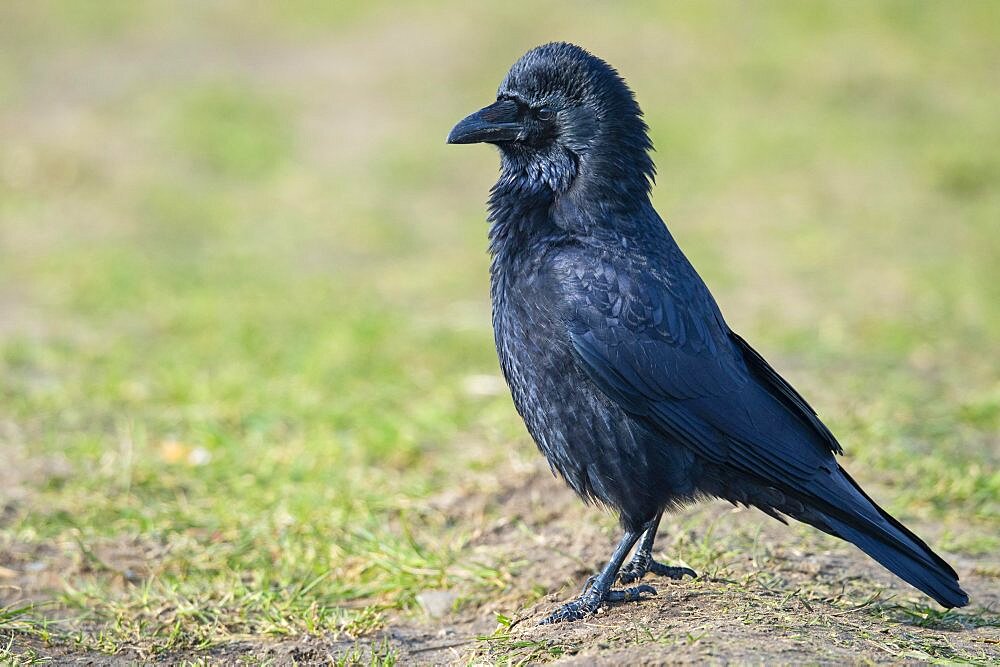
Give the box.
[448,42,968,624]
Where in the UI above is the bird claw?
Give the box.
[618,553,696,584]
[539,584,657,625]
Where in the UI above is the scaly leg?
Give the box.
[539,529,657,624]
[618,513,696,584]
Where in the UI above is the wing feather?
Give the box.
[564,252,841,489]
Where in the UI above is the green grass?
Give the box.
[1,1,998,662]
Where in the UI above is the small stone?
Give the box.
[416,590,458,618]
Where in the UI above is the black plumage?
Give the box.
[448,42,968,623]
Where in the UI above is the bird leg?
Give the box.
[539,529,657,624]
[618,513,697,584]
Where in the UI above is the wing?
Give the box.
[562,247,843,489]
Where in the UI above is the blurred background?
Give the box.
[1,1,998,660]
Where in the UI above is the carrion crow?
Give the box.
[448,42,968,624]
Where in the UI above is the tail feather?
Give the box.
[820,512,968,608]
[794,467,968,608]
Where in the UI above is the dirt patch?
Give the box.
[0,536,165,612]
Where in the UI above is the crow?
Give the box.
[447,42,968,624]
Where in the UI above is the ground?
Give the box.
[1,2,999,665]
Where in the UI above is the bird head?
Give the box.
[448,42,654,204]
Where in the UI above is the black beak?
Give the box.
[447,99,522,145]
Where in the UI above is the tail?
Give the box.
[789,467,968,608]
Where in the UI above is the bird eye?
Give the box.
[535,107,554,121]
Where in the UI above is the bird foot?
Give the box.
[618,552,696,584]
[539,584,657,624]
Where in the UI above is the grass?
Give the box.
[1,1,998,663]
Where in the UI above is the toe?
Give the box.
[617,556,650,584]
[539,601,589,625]
[605,584,657,602]
[648,561,696,580]
[618,567,640,584]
